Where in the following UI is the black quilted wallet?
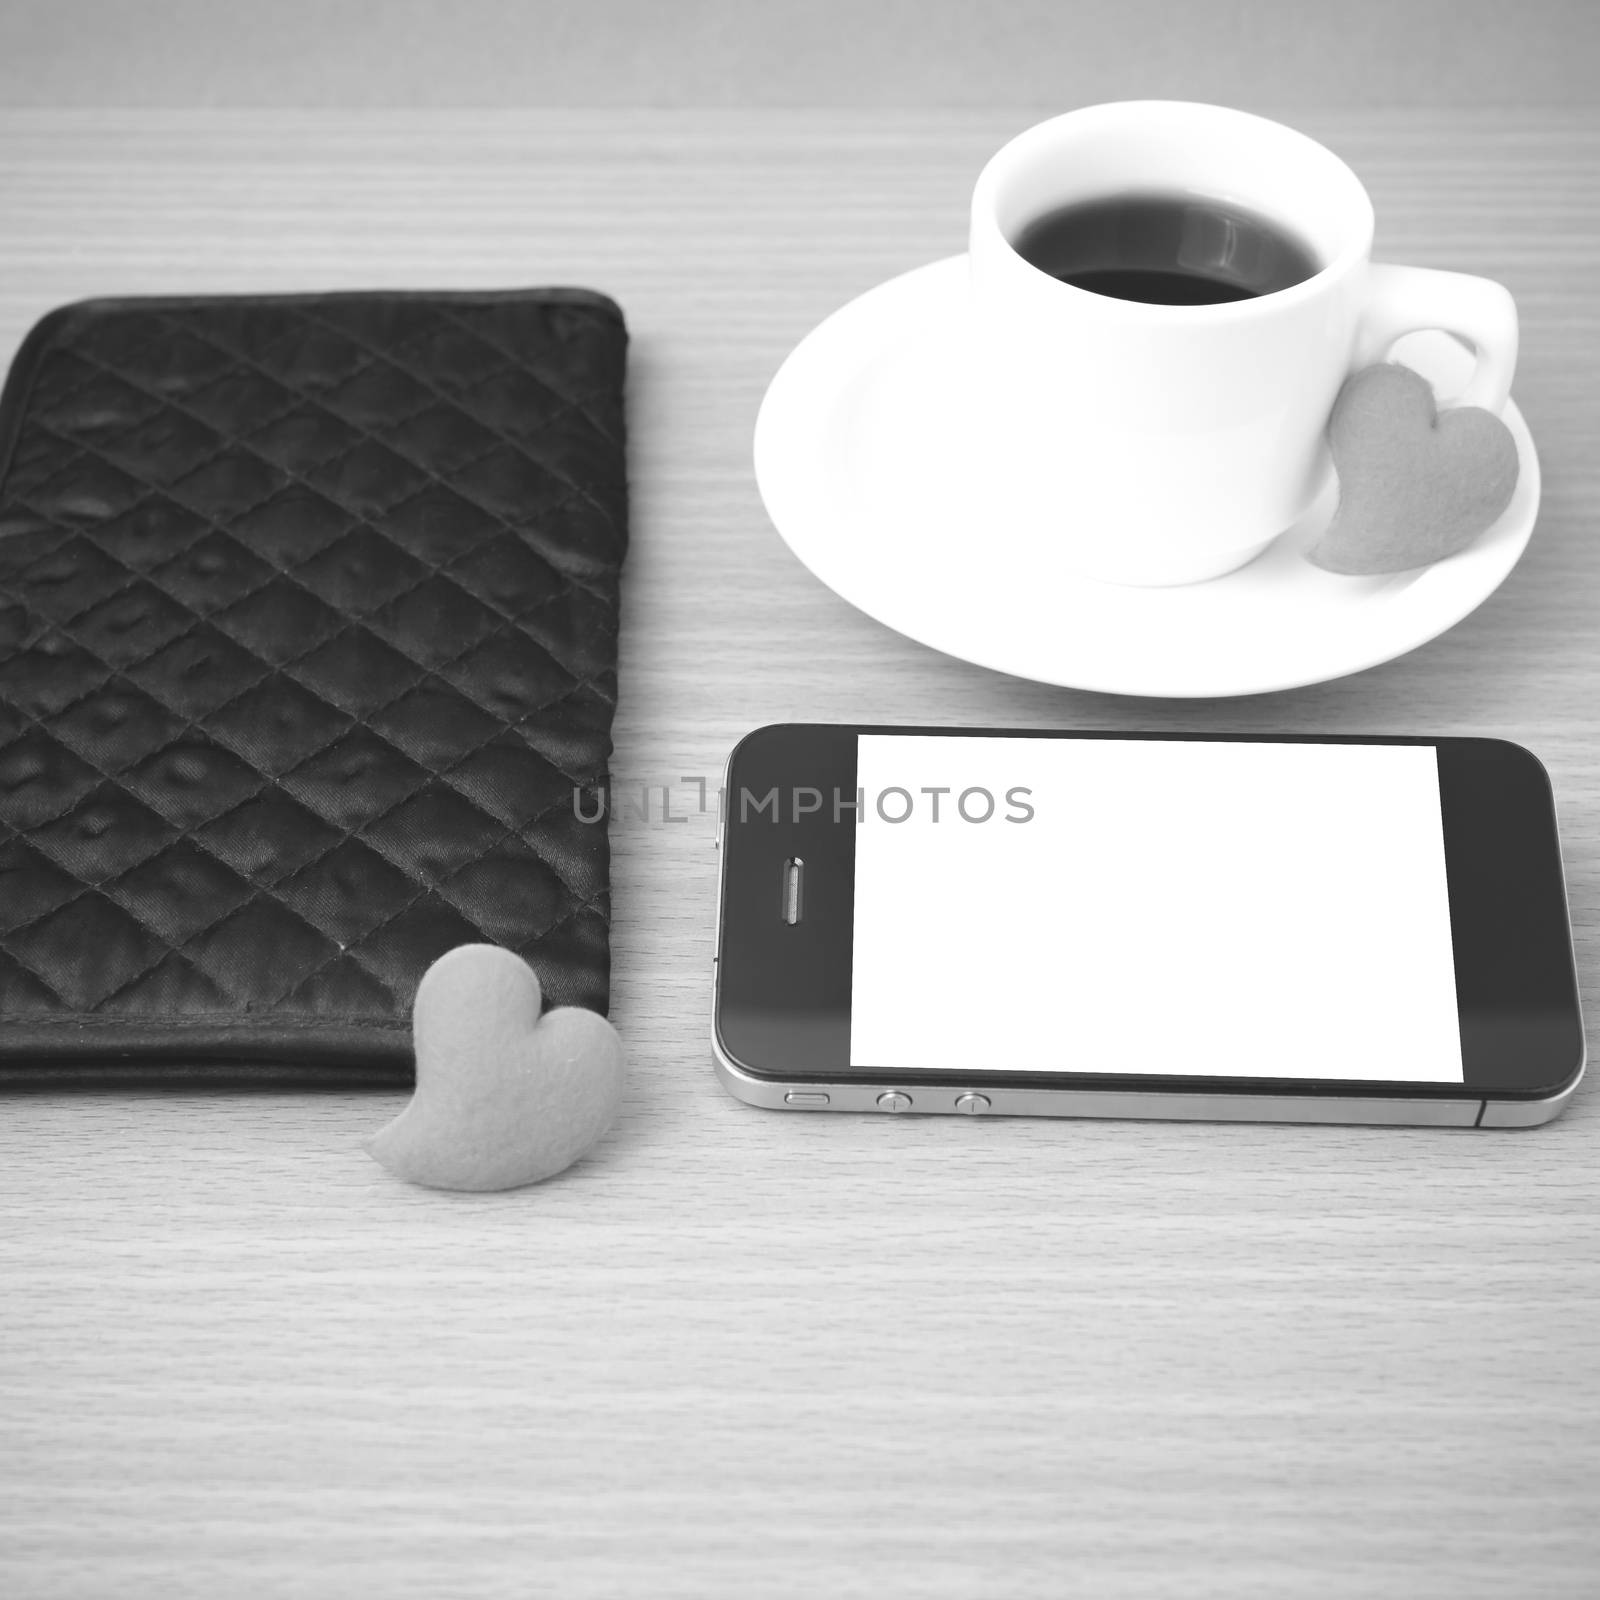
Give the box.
[0,289,627,1088]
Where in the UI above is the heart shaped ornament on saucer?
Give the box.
[1308,363,1520,576]
[368,945,624,1192]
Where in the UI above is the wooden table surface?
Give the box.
[1,109,1597,1599]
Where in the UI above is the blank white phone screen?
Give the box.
[849,735,1463,1082]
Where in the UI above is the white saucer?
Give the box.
[754,255,1540,698]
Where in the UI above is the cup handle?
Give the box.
[1352,263,1518,414]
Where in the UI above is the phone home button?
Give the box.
[876,1091,913,1113]
[954,1093,990,1115]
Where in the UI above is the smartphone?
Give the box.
[711,725,1585,1127]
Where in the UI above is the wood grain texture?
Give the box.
[4,1,1598,110]
[1,110,1598,1599]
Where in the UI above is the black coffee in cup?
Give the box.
[1012,193,1321,305]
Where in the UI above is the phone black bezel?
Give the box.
[714,725,1584,1103]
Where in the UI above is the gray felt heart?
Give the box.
[1307,363,1519,576]
[367,945,623,1192]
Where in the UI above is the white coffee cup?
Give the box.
[968,101,1518,587]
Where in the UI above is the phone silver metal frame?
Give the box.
[710,738,1587,1131]
[711,1024,1585,1127]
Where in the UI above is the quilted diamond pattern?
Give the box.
[0,290,627,1084]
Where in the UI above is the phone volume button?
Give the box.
[876,1092,913,1113]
